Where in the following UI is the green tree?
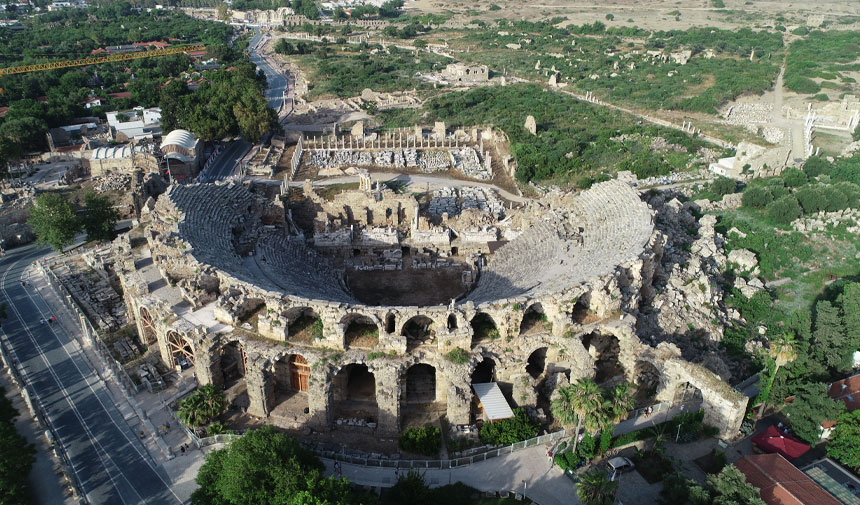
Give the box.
[178,385,226,428]
[27,193,81,252]
[604,382,635,428]
[0,385,35,505]
[216,2,230,20]
[0,117,48,154]
[710,176,737,196]
[782,382,846,444]
[741,186,773,208]
[479,408,538,445]
[552,378,603,454]
[766,195,802,225]
[687,466,765,505]
[576,469,618,505]
[191,426,367,505]
[82,192,119,243]
[414,38,428,49]
[838,283,860,366]
[782,167,808,187]
[827,410,860,470]
[755,335,797,420]
[814,300,849,369]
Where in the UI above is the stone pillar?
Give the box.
[156,328,173,370]
[374,365,400,435]
[446,379,471,425]
[245,355,269,418]
[308,365,331,429]
[196,337,221,387]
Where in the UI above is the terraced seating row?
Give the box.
[466,180,653,303]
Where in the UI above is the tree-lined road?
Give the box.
[0,245,183,505]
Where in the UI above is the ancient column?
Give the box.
[374,365,401,435]
[245,355,270,418]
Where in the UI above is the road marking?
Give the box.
[19,261,184,504]
[1,255,132,505]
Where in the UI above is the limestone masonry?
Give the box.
[113,176,747,437]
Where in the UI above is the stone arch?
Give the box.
[385,313,396,334]
[332,363,378,423]
[402,315,435,352]
[633,359,661,407]
[471,357,496,384]
[403,363,437,404]
[519,302,550,335]
[269,353,310,416]
[571,294,595,324]
[139,306,156,345]
[526,347,548,379]
[470,312,499,347]
[582,332,623,385]
[219,340,246,385]
[341,313,379,350]
[284,307,321,343]
[166,330,194,369]
[447,313,458,330]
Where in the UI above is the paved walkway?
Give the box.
[323,444,578,505]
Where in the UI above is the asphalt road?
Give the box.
[249,30,289,111]
[0,245,183,505]
[197,30,287,183]
[198,138,251,182]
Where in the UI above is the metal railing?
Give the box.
[0,332,89,504]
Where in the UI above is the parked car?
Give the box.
[606,456,635,478]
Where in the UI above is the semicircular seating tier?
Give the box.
[153,180,653,308]
[464,180,655,304]
[155,182,355,303]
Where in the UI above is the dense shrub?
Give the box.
[782,167,808,187]
[785,75,821,94]
[795,185,829,214]
[479,408,538,445]
[399,425,441,456]
[710,176,737,196]
[741,186,773,208]
[444,347,470,364]
[766,195,802,224]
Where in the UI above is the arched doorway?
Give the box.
[285,307,322,343]
[526,347,548,379]
[402,315,435,352]
[139,307,156,345]
[385,313,396,334]
[342,314,379,349]
[447,314,458,330]
[167,331,194,370]
[269,353,310,417]
[519,303,550,335]
[633,360,661,408]
[582,332,623,385]
[404,364,436,404]
[220,341,246,385]
[571,297,595,324]
[470,313,499,348]
[332,364,378,423]
[471,357,496,384]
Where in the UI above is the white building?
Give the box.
[106,107,162,141]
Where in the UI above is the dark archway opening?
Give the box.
[220,341,246,385]
[269,354,310,418]
[526,347,548,379]
[571,297,596,325]
[385,313,396,334]
[582,332,623,385]
[333,364,378,424]
[447,314,458,330]
[167,331,194,370]
[471,358,496,384]
[139,307,156,346]
[633,360,661,408]
[405,364,436,404]
[470,313,499,348]
[403,315,435,352]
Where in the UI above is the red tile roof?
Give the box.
[828,373,860,411]
[0,107,8,118]
[735,454,842,505]
[108,91,131,100]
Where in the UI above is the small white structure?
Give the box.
[106,107,162,141]
[472,382,514,423]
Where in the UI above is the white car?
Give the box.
[606,456,635,478]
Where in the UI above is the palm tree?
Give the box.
[576,469,618,505]
[606,382,635,426]
[569,378,604,453]
[178,385,226,428]
[756,334,798,420]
